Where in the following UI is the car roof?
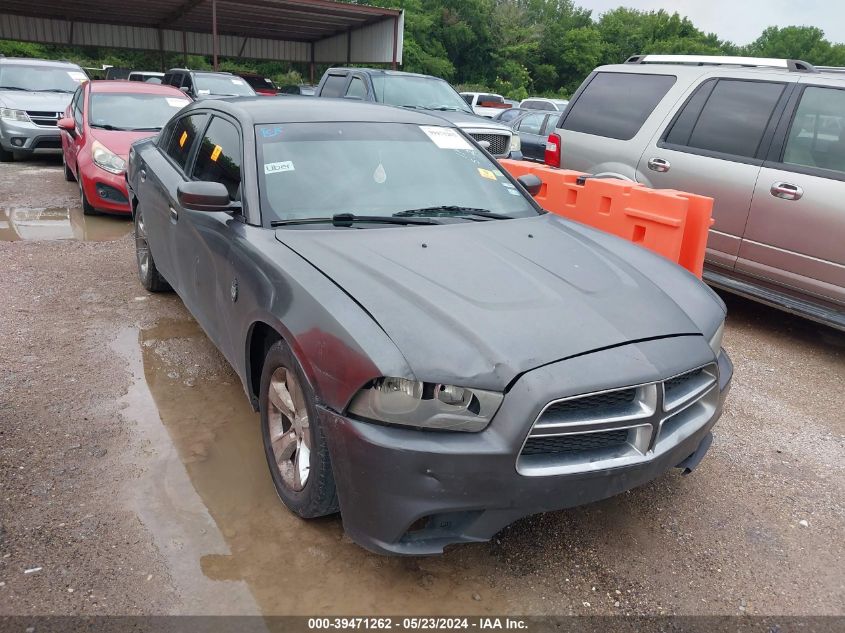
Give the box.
[0,57,81,68]
[594,62,798,82]
[87,80,188,96]
[184,96,462,127]
[324,67,443,81]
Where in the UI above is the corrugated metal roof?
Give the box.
[0,0,403,63]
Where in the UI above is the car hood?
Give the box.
[0,90,73,112]
[429,109,511,132]
[276,215,713,390]
[89,129,159,159]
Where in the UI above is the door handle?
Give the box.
[140,169,146,182]
[169,206,178,222]
[647,157,670,173]
[770,182,803,201]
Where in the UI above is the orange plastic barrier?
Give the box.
[499,159,714,278]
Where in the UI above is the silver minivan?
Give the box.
[548,55,845,330]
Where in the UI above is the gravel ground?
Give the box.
[0,158,843,617]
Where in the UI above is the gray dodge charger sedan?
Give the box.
[127,97,733,555]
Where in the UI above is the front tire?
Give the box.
[260,340,339,518]
[79,177,98,216]
[134,207,171,292]
[63,154,76,182]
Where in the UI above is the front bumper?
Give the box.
[80,162,131,214]
[322,335,732,555]
[0,119,62,154]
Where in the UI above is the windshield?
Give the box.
[89,93,191,130]
[0,64,86,92]
[372,76,472,112]
[256,122,538,224]
[194,74,255,96]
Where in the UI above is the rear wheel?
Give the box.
[134,207,171,292]
[0,145,13,162]
[260,340,339,518]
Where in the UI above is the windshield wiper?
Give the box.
[35,88,74,93]
[394,206,512,220]
[271,213,439,227]
[130,127,162,132]
[90,124,130,131]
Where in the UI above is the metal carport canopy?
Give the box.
[0,0,404,70]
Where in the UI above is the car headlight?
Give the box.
[92,140,126,174]
[347,377,503,432]
[708,320,725,355]
[0,108,30,123]
[509,134,521,152]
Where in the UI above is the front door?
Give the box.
[739,84,845,307]
[172,114,244,350]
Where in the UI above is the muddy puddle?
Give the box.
[116,318,515,615]
[0,206,132,241]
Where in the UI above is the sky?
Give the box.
[580,0,844,45]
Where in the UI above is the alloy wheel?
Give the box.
[135,212,150,279]
[267,367,311,491]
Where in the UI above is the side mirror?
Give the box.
[177,181,235,212]
[179,86,190,93]
[517,174,543,197]
[58,117,76,135]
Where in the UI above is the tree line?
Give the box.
[2,0,844,97]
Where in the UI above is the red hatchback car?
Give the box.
[59,81,191,215]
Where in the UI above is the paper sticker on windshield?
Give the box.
[477,168,497,181]
[419,126,472,150]
[179,131,188,148]
[197,89,211,95]
[502,181,515,189]
[265,161,295,174]
[210,145,222,162]
[231,79,245,85]
[67,71,87,83]
[166,98,190,108]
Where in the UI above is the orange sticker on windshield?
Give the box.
[477,168,497,180]
[210,145,222,162]
[179,131,188,148]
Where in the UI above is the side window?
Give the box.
[346,76,367,99]
[321,74,348,98]
[517,113,546,135]
[164,114,207,172]
[181,73,193,91]
[73,88,84,127]
[192,117,242,200]
[782,86,845,173]
[462,94,474,105]
[665,79,785,159]
[562,72,676,140]
[542,114,559,136]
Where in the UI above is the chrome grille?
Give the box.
[26,111,63,127]
[518,364,719,476]
[467,132,509,156]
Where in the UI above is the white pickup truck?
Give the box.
[460,92,509,118]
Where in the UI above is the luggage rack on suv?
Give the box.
[624,54,816,72]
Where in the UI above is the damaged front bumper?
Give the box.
[321,335,732,555]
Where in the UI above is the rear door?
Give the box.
[140,111,208,289]
[637,77,796,271]
[515,112,551,161]
[738,82,845,306]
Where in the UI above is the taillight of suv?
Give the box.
[545,132,561,168]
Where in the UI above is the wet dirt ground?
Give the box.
[0,157,843,617]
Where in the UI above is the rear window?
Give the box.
[562,72,676,140]
[321,74,347,98]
